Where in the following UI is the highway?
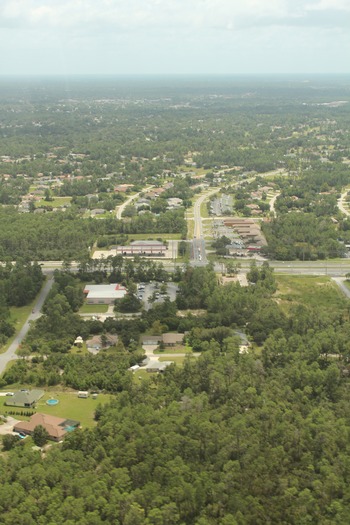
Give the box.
[191,188,221,265]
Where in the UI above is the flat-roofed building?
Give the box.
[83,284,127,304]
[116,240,166,257]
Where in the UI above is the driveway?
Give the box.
[0,416,21,435]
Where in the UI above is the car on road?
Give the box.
[6,392,14,396]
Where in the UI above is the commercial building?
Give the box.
[83,284,127,305]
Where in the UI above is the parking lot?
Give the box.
[137,282,178,310]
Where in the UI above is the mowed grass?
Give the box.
[154,345,193,355]
[187,219,194,239]
[36,197,72,208]
[158,354,198,365]
[127,233,182,241]
[79,304,109,314]
[200,200,209,219]
[275,275,347,312]
[0,391,113,428]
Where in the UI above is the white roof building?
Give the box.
[84,284,127,304]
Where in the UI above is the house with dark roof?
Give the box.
[5,390,44,408]
[162,333,185,347]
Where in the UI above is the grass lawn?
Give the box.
[127,233,182,241]
[70,344,90,356]
[79,304,109,314]
[275,275,347,313]
[200,200,209,219]
[187,219,194,239]
[0,390,113,428]
[36,197,72,208]
[158,355,198,365]
[132,369,152,384]
[154,345,193,355]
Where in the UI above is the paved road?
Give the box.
[116,186,153,219]
[191,188,221,265]
[338,191,350,217]
[0,275,55,376]
[332,277,350,298]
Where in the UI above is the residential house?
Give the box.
[13,413,80,442]
[5,390,44,408]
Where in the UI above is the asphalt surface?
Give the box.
[332,277,350,298]
[0,275,54,376]
[116,186,153,219]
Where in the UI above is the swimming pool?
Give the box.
[46,399,59,406]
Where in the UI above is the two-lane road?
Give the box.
[0,275,54,375]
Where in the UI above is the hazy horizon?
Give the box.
[1,1,350,76]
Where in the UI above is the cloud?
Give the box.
[0,0,349,35]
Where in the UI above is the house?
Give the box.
[83,284,127,305]
[146,361,173,373]
[5,390,44,408]
[141,333,185,347]
[141,335,163,346]
[167,197,183,209]
[86,334,119,352]
[162,333,185,347]
[114,184,134,193]
[13,413,80,442]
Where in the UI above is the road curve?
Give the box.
[332,277,350,299]
[0,275,55,376]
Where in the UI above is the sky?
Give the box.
[1,0,350,76]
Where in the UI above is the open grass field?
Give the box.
[187,219,194,239]
[274,275,347,313]
[200,201,209,219]
[79,304,109,314]
[36,197,72,208]
[154,345,193,355]
[127,233,182,241]
[0,390,113,428]
[158,354,198,365]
